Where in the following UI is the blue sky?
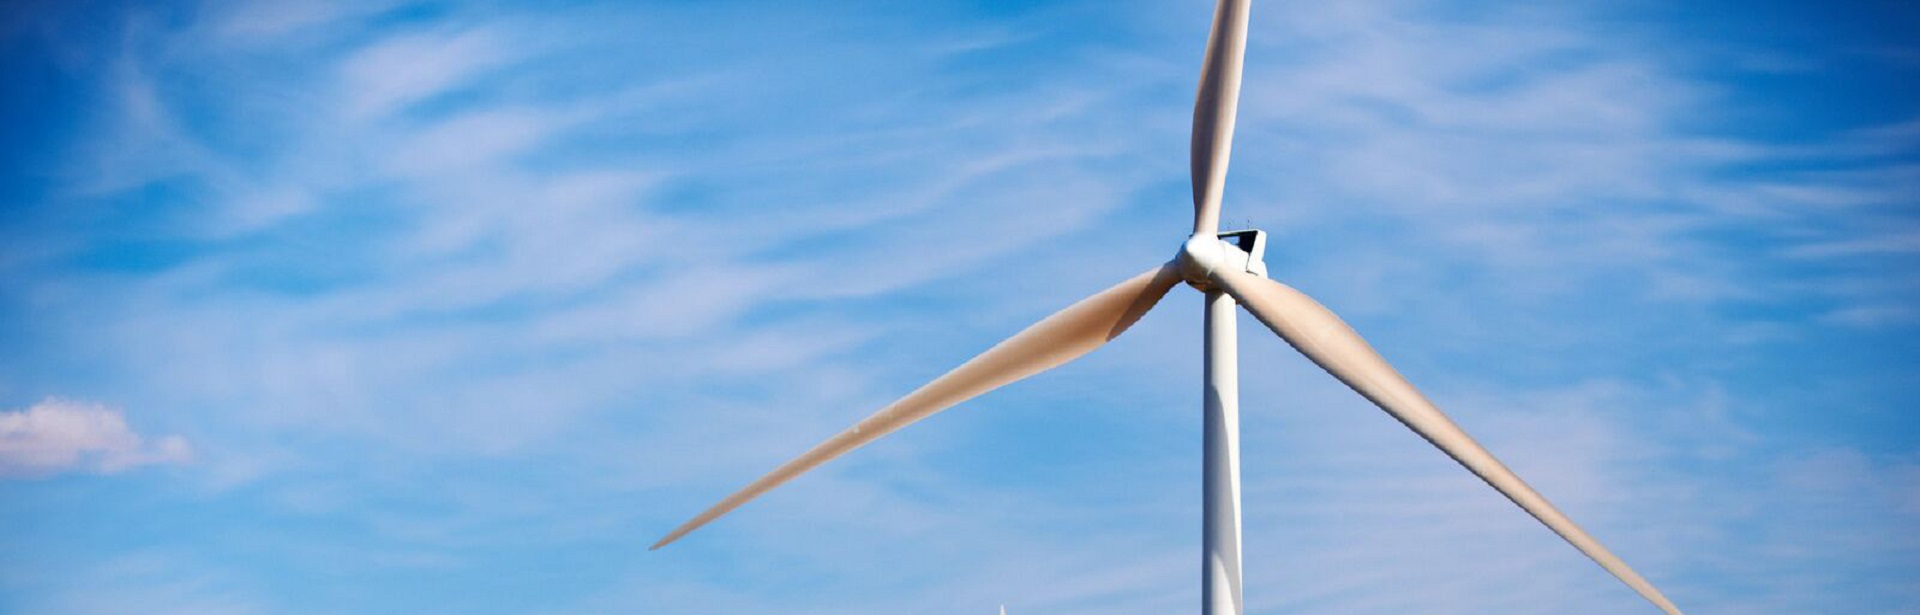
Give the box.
[1,0,1915,613]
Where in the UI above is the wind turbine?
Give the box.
[651,1,1685,613]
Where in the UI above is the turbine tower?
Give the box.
[652,2,1685,613]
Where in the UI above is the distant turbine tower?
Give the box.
[652,1,1685,614]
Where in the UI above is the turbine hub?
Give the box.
[1179,229,1268,290]
[1178,235,1229,288]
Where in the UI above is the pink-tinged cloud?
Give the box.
[0,398,192,478]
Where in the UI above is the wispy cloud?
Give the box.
[338,27,514,122]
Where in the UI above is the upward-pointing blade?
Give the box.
[651,262,1184,550]
[1208,268,1685,615]
[1190,0,1252,236]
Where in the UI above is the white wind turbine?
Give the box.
[651,1,1686,614]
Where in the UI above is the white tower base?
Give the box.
[1203,289,1245,615]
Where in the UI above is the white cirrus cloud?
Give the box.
[0,398,192,478]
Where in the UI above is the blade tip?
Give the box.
[649,533,678,551]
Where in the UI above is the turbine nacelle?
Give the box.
[1179,229,1269,291]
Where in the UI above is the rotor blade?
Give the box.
[1209,269,1685,615]
[652,262,1185,550]
[1190,0,1252,236]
